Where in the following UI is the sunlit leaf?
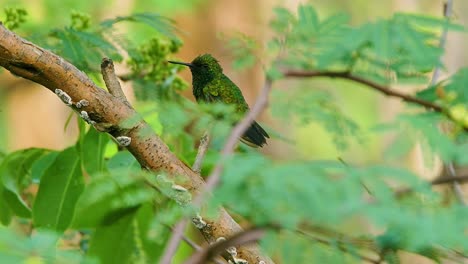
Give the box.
[33,147,83,232]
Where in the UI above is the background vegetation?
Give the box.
[0,0,467,263]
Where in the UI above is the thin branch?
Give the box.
[163,224,227,264]
[160,219,190,264]
[447,162,466,205]
[296,229,380,264]
[432,174,468,185]
[101,58,127,100]
[430,0,466,205]
[184,227,266,264]
[283,70,442,112]
[395,174,468,197]
[182,234,202,251]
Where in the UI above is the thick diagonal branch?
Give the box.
[0,24,272,264]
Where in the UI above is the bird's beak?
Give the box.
[168,61,194,67]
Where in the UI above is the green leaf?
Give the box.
[125,36,185,102]
[101,13,178,40]
[31,151,59,182]
[317,13,350,35]
[1,189,30,218]
[0,227,87,263]
[225,33,258,70]
[271,88,360,150]
[393,18,440,69]
[107,151,140,172]
[81,127,110,176]
[297,4,319,33]
[50,28,120,72]
[33,147,83,232]
[135,203,168,262]
[0,148,48,218]
[383,133,415,160]
[443,68,468,105]
[270,7,294,33]
[0,186,12,225]
[372,21,391,60]
[72,171,154,228]
[400,13,464,31]
[391,113,458,162]
[2,7,27,30]
[1,148,47,192]
[87,207,140,264]
[73,153,153,228]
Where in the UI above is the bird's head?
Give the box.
[168,54,223,81]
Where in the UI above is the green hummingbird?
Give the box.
[168,54,269,147]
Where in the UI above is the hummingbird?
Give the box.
[168,54,269,147]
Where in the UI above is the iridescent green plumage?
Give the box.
[169,54,269,147]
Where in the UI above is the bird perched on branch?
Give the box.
[169,54,269,147]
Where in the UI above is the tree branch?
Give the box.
[395,174,468,197]
[100,58,127,101]
[283,70,443,112]
[0,24,272,264]
[184,227,266,264]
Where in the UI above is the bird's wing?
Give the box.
[202,82,221,103]
[203,75,249,111]
[202,76,269,147]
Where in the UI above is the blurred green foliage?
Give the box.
[2,7,27,30]
[0,3,467,264]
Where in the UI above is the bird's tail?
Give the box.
[240,121,269,148]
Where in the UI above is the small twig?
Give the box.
[432,174,468,185]
[183,227,266,264]
[160,218,190,264]
[101,58,127,100]
[283,70,442,112]
[192,132,211,174]
[395,173,468,197]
